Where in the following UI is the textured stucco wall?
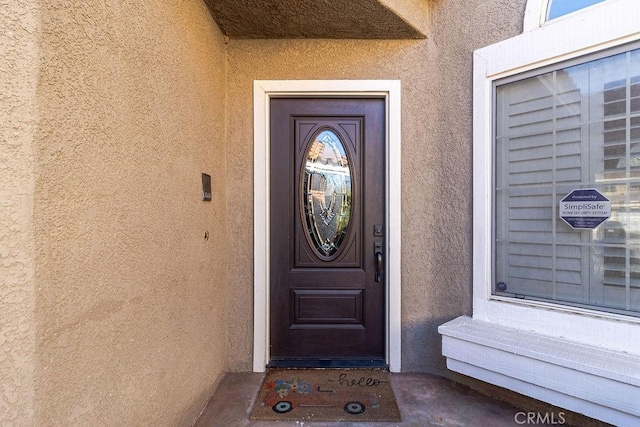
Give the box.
[1,1,39,424]
[3,0,529,422]
[225,0,526,373]
[1,0,227,425]
[380,0,430,36]
[205,0,425,39]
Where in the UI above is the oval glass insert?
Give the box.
[302,129,352,257]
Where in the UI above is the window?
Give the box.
[546,0,607,21]
[440,1,640,424]
[438,0,640,425]
[494,44,640,316]
[471,0,640,338]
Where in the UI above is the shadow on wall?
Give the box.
[402,316,462,374]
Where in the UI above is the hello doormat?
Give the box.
[250,368,401,422]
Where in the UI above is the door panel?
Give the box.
[270,98,385,365]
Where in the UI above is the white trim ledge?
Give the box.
[439,316,640,426]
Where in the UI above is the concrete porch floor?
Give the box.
[194,372,584,427]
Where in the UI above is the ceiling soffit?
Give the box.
[204,0,426,39]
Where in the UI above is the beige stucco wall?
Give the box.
[1,1,39,424]
[3,0,530,422]
[2,0,228,425]
[225,0,526,373]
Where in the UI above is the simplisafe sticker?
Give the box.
[559,188,611,229]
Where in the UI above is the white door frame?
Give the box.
[253,80,402,372]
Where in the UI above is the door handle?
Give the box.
[375,251,383,282]
[374,241,383,282]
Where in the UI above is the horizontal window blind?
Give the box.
[495,47,640,315]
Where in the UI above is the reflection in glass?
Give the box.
[494,45,640,315]
[547,0,606,21]
[302,129,352,257]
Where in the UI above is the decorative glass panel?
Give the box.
[546,0,606,21]
[302,129,352,257]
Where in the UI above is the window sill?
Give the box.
[439,316,640,426]
[488,295,640,325]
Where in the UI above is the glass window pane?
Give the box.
[302,129,352,258]
[495,45,640,316]
[547,0,607,20]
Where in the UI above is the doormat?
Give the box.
[250,368,401,422]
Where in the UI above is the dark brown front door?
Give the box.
[269,98,386,367]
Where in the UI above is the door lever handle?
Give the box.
[375,250,383,282]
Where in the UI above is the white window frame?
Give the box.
[474,0,640,352]
[441,1,640,425]
[523,0,613,32]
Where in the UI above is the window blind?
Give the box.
[495,48,640,314]
[496,72,587,302]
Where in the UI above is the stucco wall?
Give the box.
[3,0,529,422]
[225,0,526,373]
[1,1,39,424]
[1,0,227,425]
